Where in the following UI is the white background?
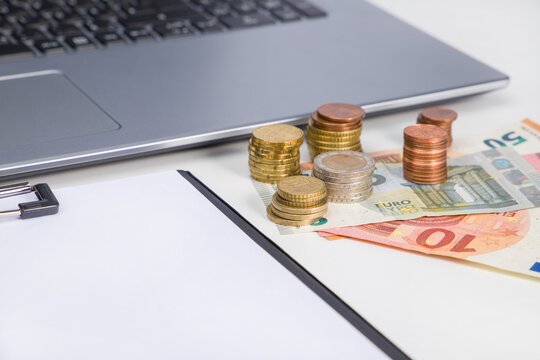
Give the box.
[14,0,540,359]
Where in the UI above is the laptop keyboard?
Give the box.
[0,0,326,59]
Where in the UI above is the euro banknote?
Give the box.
[253,145,540,234]
[321,119,540,278]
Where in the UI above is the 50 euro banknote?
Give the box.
[321,118,540,278]
[253,145,540,235]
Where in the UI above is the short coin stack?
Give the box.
[417,107,457,147]
[306,103,365,160]
[403,124,448,185]
[267,176,328,226]
[313,151,375,203]
[249,124,303,183]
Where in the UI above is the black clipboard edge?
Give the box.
[178,170,410,360]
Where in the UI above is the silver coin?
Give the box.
[313,170,374,184]
[313,151,375,177]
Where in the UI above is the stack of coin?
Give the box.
[306,103,365,160]
[267,176,328,226]
[417,107,457,146]
[249,124,303,183]
[403,124,448,184]
[313,151,375,203]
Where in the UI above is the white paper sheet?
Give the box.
[0,172,388,360]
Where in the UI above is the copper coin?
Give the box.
[418,107,457,124]
[404,124,448,143]
[317,103,366,123]
[310,113,362,132]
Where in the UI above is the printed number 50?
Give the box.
[484,131,527,148]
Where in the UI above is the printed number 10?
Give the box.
[416,228,476,252]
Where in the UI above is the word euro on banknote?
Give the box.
[253,146,540,235]
[321,119,540,278]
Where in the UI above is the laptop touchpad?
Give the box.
[0,71,119,148]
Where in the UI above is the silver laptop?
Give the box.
[0,0,508,179]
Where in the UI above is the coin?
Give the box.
[317,103,366,123]
[251,124,304,145]
[271,194,328,214]
[311,112,362,132]
[307,120,362,137]
[277,175,327,201]
[417,107,457,146]
[312,150,375,202]
[315,151,375,175]
[248,154,299,165]
[273,193,327,208]
[404,124,448,144]
[249,160,300,172]
[270,205,328,221]
[266,205,324,227]
[251,170,300,184]
[402,124,448,185]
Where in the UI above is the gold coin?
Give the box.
[307,120,362,137]
[249,138,302,152]
[266,205,323,227]
[249,160,300,172]
[249,154,300,165]
[307,138,361,147]
[307,133,360,144]
[271,194,328,214]
[248,150,299,160]
[250,165,299,176]
[270,204,327,221]
[248,144,300,155]
[306,127,361,140]
[251,170,301,184]
[252,124,304,146]
[249,166,299,177]
[277,175,326,201]
[274,192,327,208]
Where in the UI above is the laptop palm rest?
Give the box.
[0,71,119,149]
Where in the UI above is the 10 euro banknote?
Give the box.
[321,118,540,278]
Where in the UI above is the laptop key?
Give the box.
[206,2,231,17]
[65,34,94,49]
[232,0,258,14]
[285,0,325,18]
[95,31,124,45]
[0,43,33,58]
[194,18,223,32]
[125,26,154,41]
[257,0,282,10]
[0,33,10,45]
[18,28,48,40]
[50,24,81,36]
[220,13,274,28]
[154,24,193,38]
[272,7,300,22]
[34,39,64,54]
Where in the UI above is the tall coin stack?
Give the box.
[403,124,448,185]
[313,151,375,203]
[249,124,303,183]
[306,103,365,160]
[267,176,328,227]
[417,107,457,147]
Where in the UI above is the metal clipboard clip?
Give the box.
[0,182,59,219]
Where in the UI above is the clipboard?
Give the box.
[178,170,410,360]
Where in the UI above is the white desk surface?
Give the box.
[18,0,540,359]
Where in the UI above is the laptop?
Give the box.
[0,0,508,179]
